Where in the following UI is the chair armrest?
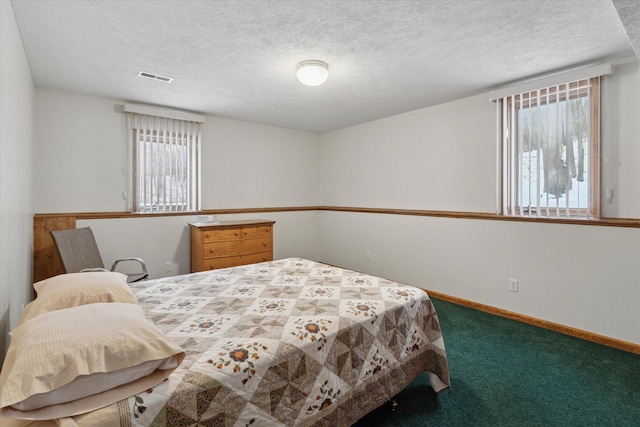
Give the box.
[110,257,148,275]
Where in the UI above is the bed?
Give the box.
[1,258,450,426]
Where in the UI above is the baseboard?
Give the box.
[425,289,640,355]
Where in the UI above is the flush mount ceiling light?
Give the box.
[296,60,329,86]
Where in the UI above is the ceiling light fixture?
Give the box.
[296,60,329,86]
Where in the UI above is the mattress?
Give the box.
[4,258,450,426]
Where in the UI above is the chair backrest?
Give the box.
[50,227,105,273]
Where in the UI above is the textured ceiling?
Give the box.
[613,0,640,57]
[10,0,638,133]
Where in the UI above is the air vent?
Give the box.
[138,71,173,83]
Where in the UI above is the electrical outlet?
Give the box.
[366,251,372,261]
[165,262,173,272]
[509,279,519,292]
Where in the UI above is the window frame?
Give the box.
[500,77,601,219]
[125,112,201,214]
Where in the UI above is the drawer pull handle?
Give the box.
[234,232,239,237]
[209,248,214,253]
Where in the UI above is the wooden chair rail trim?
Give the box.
[35,206,640,228]
[425,289,640,355]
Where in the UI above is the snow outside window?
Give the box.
[500,77,600,219]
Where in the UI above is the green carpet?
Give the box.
[354,298,640,426]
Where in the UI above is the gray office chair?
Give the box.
[51,227,148,283]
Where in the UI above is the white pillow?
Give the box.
[0,302,184,419]
[11,357,180,411]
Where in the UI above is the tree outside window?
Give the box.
[502,78,600,219]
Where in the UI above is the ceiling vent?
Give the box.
[138,71,173,83]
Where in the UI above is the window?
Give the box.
[498,77,600,219]
[124,112,201,213]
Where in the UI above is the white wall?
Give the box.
[318,61,640,345]
[600,62,640,218]
[1,1,34,363]
[34,90,323,278]
[201,118,321,209]
[320,93,497,212]
[34,91,125,212]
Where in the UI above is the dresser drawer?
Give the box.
[202,225,272,242]
[203,237,271,259]
[241,225,272,239]
[203,227,242,242]
[201,252,272,270]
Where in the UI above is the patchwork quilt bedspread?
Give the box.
[101,258,449,426]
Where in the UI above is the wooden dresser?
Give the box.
[189,219,275,272]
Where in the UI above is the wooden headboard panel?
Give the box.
[34,215,76,282]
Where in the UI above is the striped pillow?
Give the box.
[0,302,184,419]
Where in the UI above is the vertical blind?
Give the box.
[499,77,600,219]
[124,112,201,213]
[490,62,613,220]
